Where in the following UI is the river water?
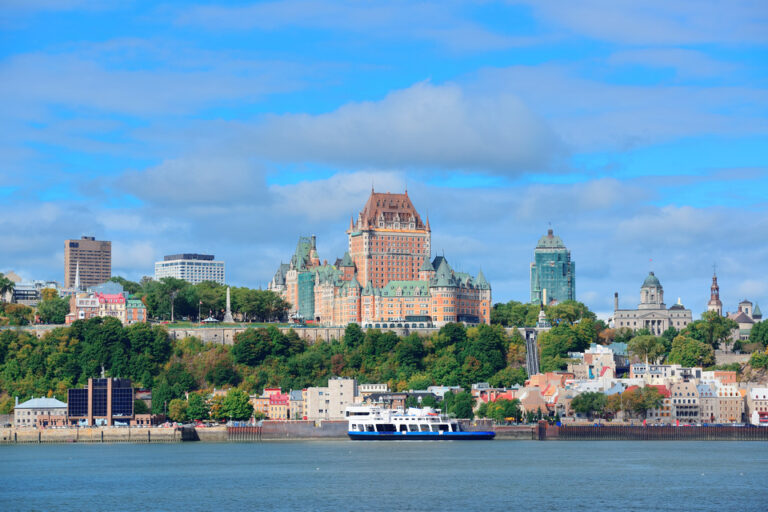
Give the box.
[2,441,767,511]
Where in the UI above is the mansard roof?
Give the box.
[290,236,315,270]
[381,280,429,297]
[358,190,426,229]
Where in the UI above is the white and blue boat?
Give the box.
[346,405,495,440]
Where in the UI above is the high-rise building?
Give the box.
[154,253,225,284]
[347,190,431,288]
[64,236,111,289]
[530,229,575,305]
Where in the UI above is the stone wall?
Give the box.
[0,426,180,443]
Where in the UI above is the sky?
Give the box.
[1,0,767,319]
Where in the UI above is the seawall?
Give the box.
[538,423,768,441]
[0,426,181,444]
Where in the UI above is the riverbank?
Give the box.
[4,423,767,444]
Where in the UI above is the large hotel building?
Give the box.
[64,236,111,289]
[154,253,226,284]
[269,190,491,327]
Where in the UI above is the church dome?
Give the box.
[642,272,661,288]
[536,229,565,249]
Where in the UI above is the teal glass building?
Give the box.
[530,229,575,304]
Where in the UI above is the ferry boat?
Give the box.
[345,405,495,440]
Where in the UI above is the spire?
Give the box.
[425,214,431,231]
[475,268,490,289]
[708,271,722,315]
[349,215,354,231]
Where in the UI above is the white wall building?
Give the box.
[154,254,225,285]
[14,396,67,427]
[306,378,359,420]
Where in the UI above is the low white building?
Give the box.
[748,387,768,426]
[306,378,359,420]
[14,396,67,427]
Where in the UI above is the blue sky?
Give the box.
[1,0,767,318]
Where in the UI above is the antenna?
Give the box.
[713,262,717,276]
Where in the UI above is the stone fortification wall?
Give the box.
[0,426,180,444]
[167,326,442,345]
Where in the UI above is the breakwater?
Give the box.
[0,426,181,444]
[539,423,768,441]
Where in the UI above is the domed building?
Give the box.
[613,271,692,335]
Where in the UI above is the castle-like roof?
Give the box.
[642,271,661,288]
[430,257,457,288]
[339,252,354,268]
[754,303,762,318]
[419,256,434,272]
[536,229,566,250]
[357,190,426,230]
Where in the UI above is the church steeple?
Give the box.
[707,271,722,316]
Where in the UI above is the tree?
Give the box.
[749,321,768,348]
[37,295,70,324]
[488,367,527,388]
[667,335,715,367]
[343,323,365,348]
[186,392,210,421]
[682,311,738,350]
[221,388,253,421]
[168,398,188,422]
[134,399,149,414]
[444,390,474,419]
[4,304,33,325]
[484,398,522,424]
[570,392,606,419]
[628,335,666,363]
[232,328,271,366]
[0,273,15,303]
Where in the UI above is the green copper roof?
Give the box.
[754,302,762,317]
[475,269,490,290]
[381,280,429,297]
[339,252,354,267]
[419,256,434,272]
[536,229,566,249]
[642,271,661,288]
[430,257,457,288]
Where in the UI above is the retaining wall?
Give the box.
[0,426,180,444]
[545,425,768,441]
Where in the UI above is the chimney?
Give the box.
[15,396,19,407]
[614,292,619,311]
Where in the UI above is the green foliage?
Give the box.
[628,335,666,363]
[221,388,253,421]
[134,399,149,414]
[478,398,521,424]
[491,300,596,327]
[667,335,715,367]
[682,311,738,350]
[488,367,527,388]
[186,392,210,420]
[343,323,365,348]
[444,390,474,419]
[570,392,606,419]
[232,328,272,366]
[0,273,15,303]
[4,303,34,325]
[538,324,582,371]
[749,350,768,370]
[168,398,188,422]
[749,321,768,348]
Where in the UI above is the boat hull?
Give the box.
[348,431,495,440]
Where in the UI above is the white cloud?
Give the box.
[522,0,768,45]
[245,81,563,173]
[607,48,738,78]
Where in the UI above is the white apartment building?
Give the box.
[306,378,359,420]
[154,254,225,285]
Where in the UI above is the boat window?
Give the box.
[408,424,417,432]
[377,423,396,432]
[399,424,407,432]
[438,424,449,431]
[419,424,430,432]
